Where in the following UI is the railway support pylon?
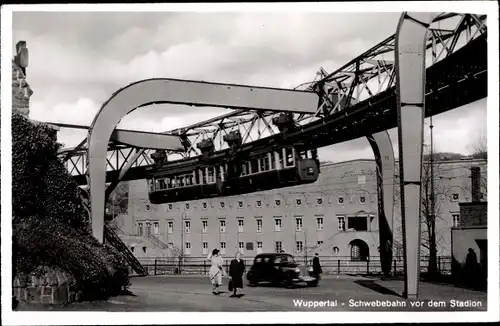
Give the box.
[367,131,395,277]
[395,12,440,300]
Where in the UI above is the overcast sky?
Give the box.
[12,11,487,162]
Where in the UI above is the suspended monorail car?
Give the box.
[146,146,319,204]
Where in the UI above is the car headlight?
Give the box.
[294,268,300,273]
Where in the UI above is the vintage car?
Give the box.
[246,253,318,287]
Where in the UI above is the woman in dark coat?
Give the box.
[229,252,245,296]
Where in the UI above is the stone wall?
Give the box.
[13,268,81,305]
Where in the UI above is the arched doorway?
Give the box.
[349,239,369,261]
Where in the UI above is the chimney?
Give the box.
[15,41,29,76]
[471,166,481,202]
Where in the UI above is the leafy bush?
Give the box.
[12,114,129,300]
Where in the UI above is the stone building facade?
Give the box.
[125,157,487,260]
[12,41,33,118]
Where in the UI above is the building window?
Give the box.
[130,246,135,252]
[219,220,226,233]
[202,242,208,255]
[359,196,366,204]
[168,203,173,210]
[257,241,263,254]
[295,218,303,231]
[185,242,191,255]
[337,216,346,231]
[274,218,282,232]
[316,198,323,205]
[256,219,263,233]
[202,202,208,209]
[256,200,262,207]
[145,204,151,211]
[220,202,225,208]
[238,201,244,209]
[185,203,190,210]
[333,246,339,254]
[138,223,143,236]
[275,241,282,253]
[295,198,302,206]
[275,199,281,207]
[358,175,366,185]
[238,219,244,233]
[451,193,459,202]
[153,222,159,235]
[452,213,460,227]
[316,217,324,230]
[146,222,151,236]
[338,196,344,204]
[202,220,208,233]
[167,221,173,234]
[238,242,245,254]
[168,242,174,248]
[317,241,324,246]
[184,220,191,233]
[296,241,303,252]
[348,216,368,231]
[220,242,226,254]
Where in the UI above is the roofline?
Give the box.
[320,157,487,168]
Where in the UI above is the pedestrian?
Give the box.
[229,252,245,297]
[464,248,478,287]
[207,249,225,295]
[312,253,323,280]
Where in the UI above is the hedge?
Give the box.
[12,114,130,300]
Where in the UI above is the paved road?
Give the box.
[19,275,487,312]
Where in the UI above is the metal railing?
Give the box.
[128,255,452,277]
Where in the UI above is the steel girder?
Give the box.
[59,12,486,174]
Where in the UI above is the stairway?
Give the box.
[104,224,148,276]
[145,233,169,250]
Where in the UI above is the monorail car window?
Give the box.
[241,162,248,176]
[277,150,284,169]
[201,169,205,184]
[285,148,295,167]
[260,155,270,172]
[208,167,215,183]
[250,159,258,175]
[270,152,276,170]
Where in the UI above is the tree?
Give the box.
[106,182,129,217]
[393,154,449,279]
[12,114,130,299]
[469,131,487,160]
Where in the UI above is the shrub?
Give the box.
[12,114,129,300]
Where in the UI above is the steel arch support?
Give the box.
[87,78,320,242]
[396,12,440,299]
[367,131,395,277]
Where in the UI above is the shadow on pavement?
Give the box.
[354,280,402,298]
[119,289,137,297]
